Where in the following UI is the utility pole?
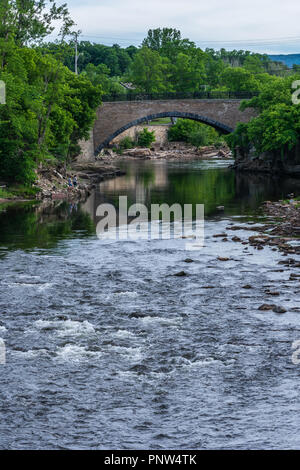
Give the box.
[75,33,78,75]
[73,30,81,75]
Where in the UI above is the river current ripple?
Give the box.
[0,161,300,449]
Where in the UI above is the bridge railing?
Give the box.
[101,91,259,102]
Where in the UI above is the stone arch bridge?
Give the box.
[92,97,256,156]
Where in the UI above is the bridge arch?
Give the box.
[94,111,234,156]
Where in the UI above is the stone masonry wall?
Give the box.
[111,125,170,146]
[93,99,257,154]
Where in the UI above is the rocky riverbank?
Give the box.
[231,149,300,176]
[221,197,300,258]
[98,143,232,162]
[13,162,124,202]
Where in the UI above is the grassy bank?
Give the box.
[0,185,40,201]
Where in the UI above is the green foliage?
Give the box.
[220,67,260,92]
[81,63,125,95]
[119,136,136,150]
[142,28,195,59]
[128,47,170,93]
[37,28,292,98]
[227,75,300,160]
[0,1,102,185]
[0,187,14,198]
[225,123,250,155]
[168,119,221,147]
[137,128,156,148]
[1,0,74,48]
[169,50,206,92]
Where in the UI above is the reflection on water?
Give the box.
[0,200,95,251]
[1,160,300,250]
[84,159,300,221]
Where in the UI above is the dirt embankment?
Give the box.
[0,162,125,204]
[34,162,125,201]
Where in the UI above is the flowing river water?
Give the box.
[0,159,300,450]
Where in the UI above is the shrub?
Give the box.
[119,136,136,150]
[168,119,222,147]
[137,128,156,148]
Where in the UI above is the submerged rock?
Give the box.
[273,306,287,314]
[265,291,280,296]
[258,304,275,311]
[174,271,188,277]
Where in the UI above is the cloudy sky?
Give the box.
[57,0,300,54]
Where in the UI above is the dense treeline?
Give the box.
[226,75,300,164]
[0,0,102,185]
[40,28,292,96]
[1,4,299,188]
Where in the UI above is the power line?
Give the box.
[48,32,300,47]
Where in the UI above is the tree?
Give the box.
[168,119,220,146]
[220,67,260,92]
[226,74,300,163]
[243,55,265,73]
[137,128,155,148]
[142,28,195,59]
[170,49,206,92]
[0,43,102,183]
[5,0,74,46]
[129,47,168,93]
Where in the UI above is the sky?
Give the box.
[53,0,300,54]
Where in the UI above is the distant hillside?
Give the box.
[269,54,300,68]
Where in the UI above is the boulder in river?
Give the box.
[258,304,275,311]
[265,291,280,296]
[174,271,188,277]
[273,306,287,314]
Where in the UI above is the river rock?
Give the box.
[123,148,152,158]
[174,271,188,277]
[258,304,275,311]
[249,235,270,245]
[273,306,287,314]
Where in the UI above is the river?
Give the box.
[0,159,300,450]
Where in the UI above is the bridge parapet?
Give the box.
[101,91,258,102]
